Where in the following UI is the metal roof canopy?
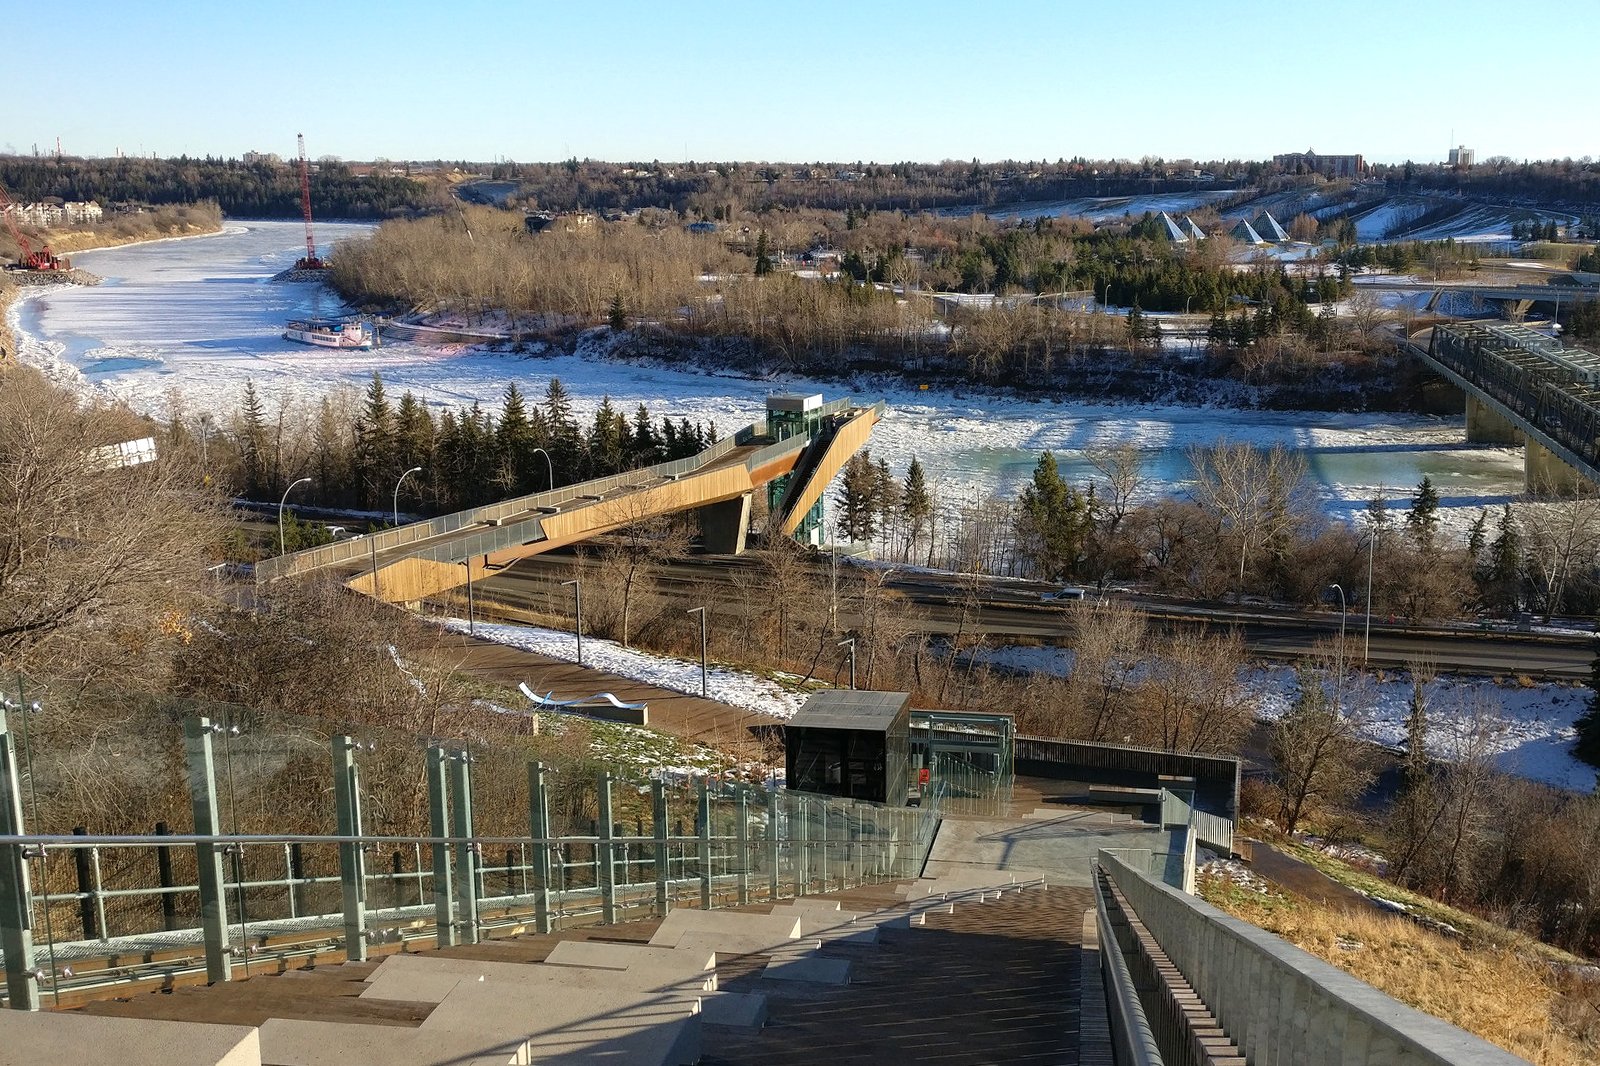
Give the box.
[788,690,911,732]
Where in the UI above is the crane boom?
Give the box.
[294,133,325,270]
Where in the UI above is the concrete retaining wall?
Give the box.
[1098,851,1529,1066]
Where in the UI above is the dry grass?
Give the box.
[1204,878,1600,1066]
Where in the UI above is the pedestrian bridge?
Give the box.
[255,394,884,604]
[1410,323,1600,492]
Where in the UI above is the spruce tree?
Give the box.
[754,231,773,277]
[1573,638,1600,767]
[903,457,934,564]
[1405,476,1440,553]
[608,292,627,332]
[1017,451,1089,581]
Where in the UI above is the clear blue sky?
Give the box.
[10,0,1594,165]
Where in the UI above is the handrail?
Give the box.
[1095,866,1164,1066]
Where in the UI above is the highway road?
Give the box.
[469,552,1595,680]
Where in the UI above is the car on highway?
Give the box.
[1040,586,1086,603]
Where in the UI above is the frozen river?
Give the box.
[9,219,1525,522]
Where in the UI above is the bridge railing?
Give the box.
[1424,327,1600,477]
[1095,850,1528,1066]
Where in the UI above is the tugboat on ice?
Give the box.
[283,317,376,350]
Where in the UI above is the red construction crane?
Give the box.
[0,181,70,272]
[294,133,326,270]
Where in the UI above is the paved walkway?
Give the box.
[1247,840,1386,914]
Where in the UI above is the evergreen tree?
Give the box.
[754,231,773,276]
[237,379,271,498]
[496,383,536,493]
[544,377,581,480]
[393,391,435,475]
[835,450,880,544]
[1016,451,1090,581]
[902,457,934,564]
[587,396,625,477]
[1465,508,1489,569]
[608,292,627,332]
[1573,638,1600,767]
[630,404,658,465]
[352,372,393,507]
[1405,476,1441,553]
[1488,503,1522,610]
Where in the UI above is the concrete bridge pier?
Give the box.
[1464,395,1524,446]
[698,493,753,555]
[1526,439,1593,495]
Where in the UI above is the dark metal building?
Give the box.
[785,691,910,806]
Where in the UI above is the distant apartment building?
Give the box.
[242,150,282,165]
[1448,145,1475,168]
[3,200,102,226]
[1272,149,1365,179]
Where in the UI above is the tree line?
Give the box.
[181,372,720,531]
[0,156,440,218]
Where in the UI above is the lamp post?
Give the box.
[1328,582,1348,713]
[687,607,708,697]
[278,477,312,556]
[393,466,422,527]
[837,638,856,690]
[561,579,583,665]
[531,448,554,493]
[1364,527,1379,665]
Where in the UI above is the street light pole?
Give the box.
[278,477,312,556]
[561,579,583,665]
[687,607,708,697]
[1364,528,1378,665]
[837,638,856,690]
[1329,582,1348,713]
[531,448,555,493]
[393,466,423,527]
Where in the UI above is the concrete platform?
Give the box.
[671,930,822,959]
[541,940,718,979]
[0,1013,261,1066]
[258,1018,524,1066]
[419,979,701,1066]
[359,953,716,1002]
[761,954,852,986]
[647,909,802,949]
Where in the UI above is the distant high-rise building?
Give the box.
[1272,149,1365,179]
[1448,145,1475,168]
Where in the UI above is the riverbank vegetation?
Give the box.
[330,205,1420,409]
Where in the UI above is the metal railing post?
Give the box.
[450,751,479,945]
[183,717,232,983]
[735,786,750,905]
[155,822,178,930]
[331,735,368,963]
[819,799,830,891]
[70,827,96,939]
[766,790,780,901]
[597,773,617,924]
[0,706,39,1010]
[795,794,809,897]
[528,761,552,935]
[696,778,712,910]
[428,747,456,947]
[651,779,669,916]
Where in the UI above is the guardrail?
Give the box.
[1096,850,1529,1066]
[1158,789,1234,856]
[0,762,941,1008]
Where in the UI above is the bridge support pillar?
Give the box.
[1465,396,1523,446]
[698,492,752,555]
[1526,439,1593,496]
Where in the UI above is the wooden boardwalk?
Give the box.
[65,879,1091,1064]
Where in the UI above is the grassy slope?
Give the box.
[1203,845,1599,1065]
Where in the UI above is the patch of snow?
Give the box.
[438,617,804,719]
